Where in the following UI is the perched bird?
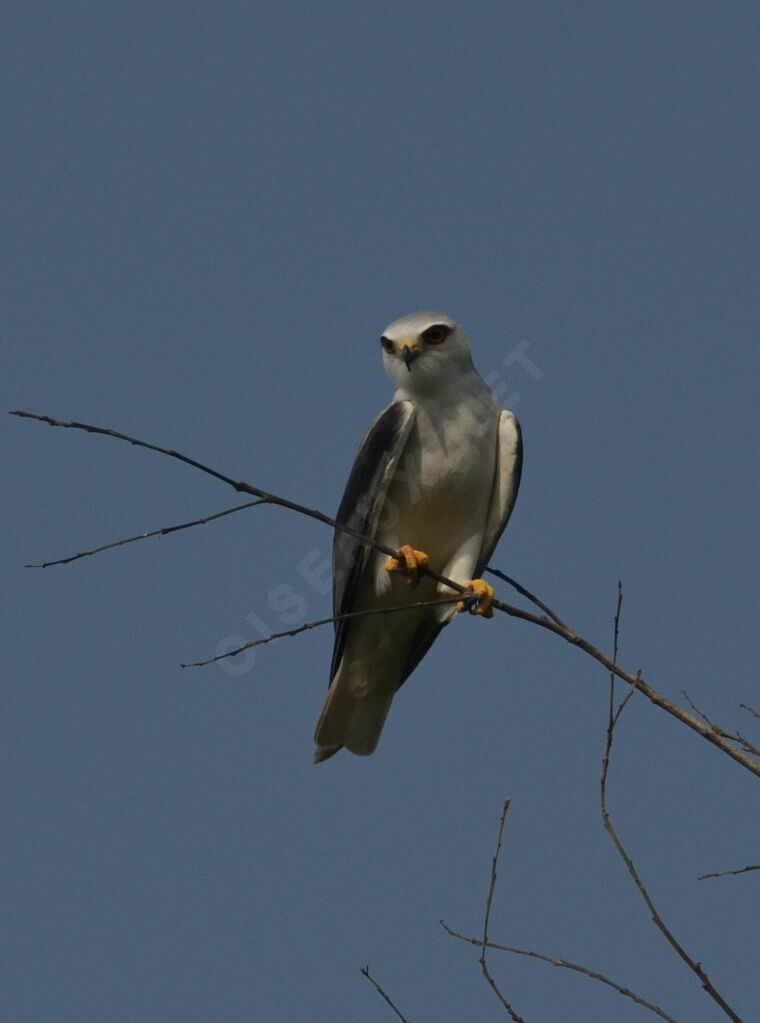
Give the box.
[313,312,522,762]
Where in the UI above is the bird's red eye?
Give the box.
[381,336,394,353]
[422,324,450,345]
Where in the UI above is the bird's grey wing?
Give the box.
[475,410,523,577]
[330,400,415,682]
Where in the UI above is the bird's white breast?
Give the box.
[378,393,500,568]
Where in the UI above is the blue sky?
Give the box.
[4,3,759,1021]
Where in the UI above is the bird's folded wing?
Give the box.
[330,400,416,682]
[476,410,523,577]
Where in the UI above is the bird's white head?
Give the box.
[380,311,475,395]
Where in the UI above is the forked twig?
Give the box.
[486,566,568,629]
[441,922,682,1023]
[476,799,527,1022]
[9,409,471,593]
[681,691,760,757]
[443,790,682,1021]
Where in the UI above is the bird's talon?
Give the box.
[458,578,495,618]
[384,544,430,587]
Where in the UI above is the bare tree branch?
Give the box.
[441,922,682,1023]
[9,409,473,592]
[360,966,413,1023]
[600,598,745,1023]
[681,691,760,757]
[181,596,461,667]
[740,703,760,720]
[24,501,266,568]
[698,865,760,881]
[11,409,760,780]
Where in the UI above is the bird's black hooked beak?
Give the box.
[402,344,419,372]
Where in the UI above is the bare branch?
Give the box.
[12,409,760,780]
[740,703,760,720]
[9,409,472,594]
[600,609,745,1023]
[360,966,413,1023]
[443,784,683,1021]
[698,864,760,881]
[486,567,569,630]
[441,922,682,1023]
[474,799,528,1022]
[181,596,461,667]
[25,501,266,568]
[681,691,760,757]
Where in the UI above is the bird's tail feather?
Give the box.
[313,743,342,764]
[314,669,395,762]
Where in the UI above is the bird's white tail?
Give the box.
[314,665,396,762]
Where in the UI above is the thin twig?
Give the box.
[11,409,760,780]
[441,923,682,1023]
[740,703,760,720]
[698,864,760,881]
[600,603,744,1023]
[486,567,568,629]
[360,966,413,1023]
[24,501,266,568]
[181,597,461,667]
[681,691,760,757]
[475,799,527,1023]
[600,584,635,793]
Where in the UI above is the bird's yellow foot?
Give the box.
[385,544,430,588]
[459,579,495,618]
